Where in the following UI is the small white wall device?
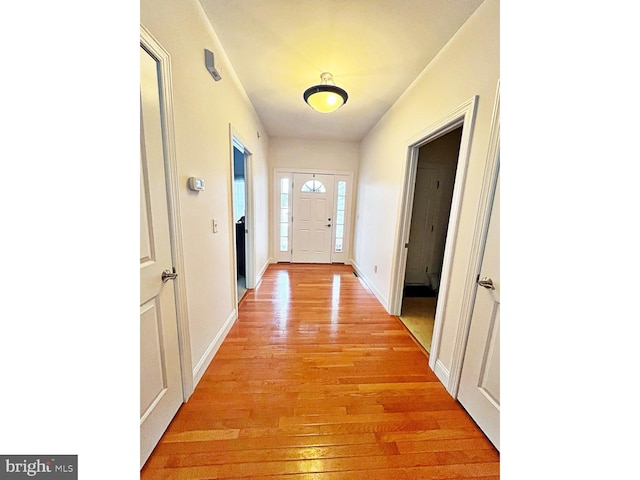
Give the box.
[205,49,222,82]
[188,177,205,191]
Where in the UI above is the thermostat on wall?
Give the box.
[188,177,205,191]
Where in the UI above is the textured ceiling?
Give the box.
[199,0,485,141]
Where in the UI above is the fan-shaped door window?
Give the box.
[301,179,326,193]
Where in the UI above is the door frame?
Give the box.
[291,172,335,264]
[141,25,193,400]
[389,95,478,391]
[273,168,354,264]
[449,81,500,396]
[229,127,255,295]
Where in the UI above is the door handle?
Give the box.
[326,224,332,227]
[477,276,495,290]
[161,268,178,283]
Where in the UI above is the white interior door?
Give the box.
[292,173,335,263]
[458,168,500,450]
[405,164,441,284]
[140,45,183,468]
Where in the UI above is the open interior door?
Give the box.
[140,43,184,468]
[458,167,500,450]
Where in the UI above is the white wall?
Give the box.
[249,139,270,279]
[140,0,270,388]
[353,0,499,375]
[269,137,360,172]
[268,137,360,260]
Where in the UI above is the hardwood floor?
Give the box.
[141,264,499,479]
[399,296,437,353]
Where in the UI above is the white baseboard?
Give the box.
[432,358,450,393]
[257,258,270,281]
[351,260,390,312]
[191,309,237,389]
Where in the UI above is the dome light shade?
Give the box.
[303,72,348,113]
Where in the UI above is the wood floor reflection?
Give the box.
[141,264,499,479]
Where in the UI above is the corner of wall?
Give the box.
[351,260,390,313]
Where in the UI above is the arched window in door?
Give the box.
[301,179,326,193]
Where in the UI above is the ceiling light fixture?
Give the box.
[303,72,348,113]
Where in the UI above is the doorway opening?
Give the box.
[273,169,353,264]
[231,136,252,303]
[389,96,478,376]
[400,127,462,353]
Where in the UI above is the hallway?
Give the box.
[141,264,499,479]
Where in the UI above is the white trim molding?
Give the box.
[351,260,390,312]
[447,80,500,397]
[386,97,479,394]
[389,96,479,315]
[229,126,256,291]
[192,309,237,388]
[432,358,451,387]
[140,24,194,401]
[256,257,270,283]
[273,168,355,264]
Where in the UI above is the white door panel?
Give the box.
[311,228,327,252]
[140,44,183,468]
[292,173,335,263]
[458,169,500,450]
[479,304,500,400]
[314,199,327,220]
[299,198,311,220]
[140,300,167,416]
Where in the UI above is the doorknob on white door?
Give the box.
[477,276,495,290]
[161,268,178,283]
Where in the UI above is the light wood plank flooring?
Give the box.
[399,296,436,353]
[141,263,499,479]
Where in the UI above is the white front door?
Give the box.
[292,173,335,263]
[140,44,183,467]
[458,168,500,450]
